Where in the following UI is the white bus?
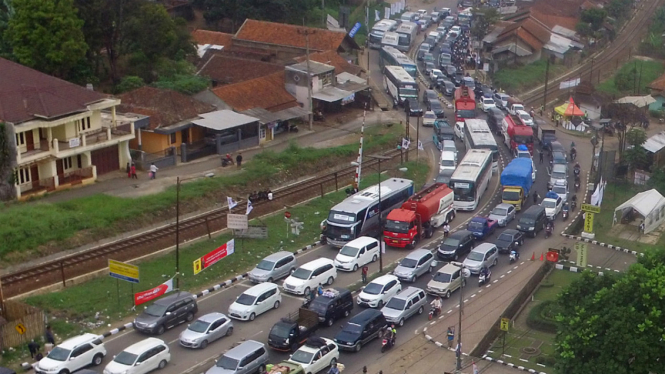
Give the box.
[384,66,418,106]
[323,178,415,247]
[379,46,417,77]
[369,19,398,49]
[449,149,493,211]
[381,31,400,50]
[463,119,500,173]
[394,22,418,52]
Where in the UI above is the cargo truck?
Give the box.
[500,158,533,211]
[454,86,476,128]
[383,183,455,248]
[268,308,319,352]
[538,127,557,149]
[501,114,534,156]
[507,97,525,116]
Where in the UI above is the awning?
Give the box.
[239,108,281,124]
[272,106,310,121]
[643,131,665,153]
[615,95,657,108]
[312,86,354,103]
[192,110,259,131]
[153,120,193,135]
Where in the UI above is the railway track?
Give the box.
[1,148,409,298]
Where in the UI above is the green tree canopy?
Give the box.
[470,7,501,42]
[581,8,607,31]
[5,0,88,80]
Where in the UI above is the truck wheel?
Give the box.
[409,239,417,249]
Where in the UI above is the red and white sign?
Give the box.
[285,211,291,219]
[202,239,235,270]
[134,278,174,306]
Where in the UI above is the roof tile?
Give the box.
[235,19,347,51]
[649,73,665,91]
[211,71,297,112]
[294,50,363,76]
[191,30,234,47]
[197,54,284,85]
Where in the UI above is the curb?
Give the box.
[554,262,622,274]
[482,356,548,374]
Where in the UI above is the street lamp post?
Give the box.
[453,263,470,373]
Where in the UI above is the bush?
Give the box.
[526,301,559,333]
[650,109,664,118]
[536,356,557,367]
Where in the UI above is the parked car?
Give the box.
[228,282,281,321]
[357,274,401,308]
[488,203,516,227]
[334,236,380,272]
[287,337,339,374]
[36,334,106,374]
[206,340,268,374]
[283,258,338,296]
[179,312,233,349]
[249,251,297,283]
[133,292,198,335]
[427,262,464,298]
[381,287,427,326]
[495,229,524,254]
[334,309,387,352]
[104,338,170,374]
[437,230,475,260]
[392,249,436,282]
[462,243,499,274]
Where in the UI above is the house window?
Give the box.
[170,133,177,144]
[259,126,266,139]
[63,157,74,170]
[16,167,30,184]
[15,132,25,146]
[77,117,91,132]
[320,72,333,87]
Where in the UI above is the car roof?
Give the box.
[439,262,462,273]
[197,312,228,323]
[438,169,455,177]
[552,164,567,171]
[345,236,378,247]
[243,282,278,296]
[300,258,334,270]
[154,291,194,305]
[405,248,432,259]
[393,286,425,299]
[297,337,334,353]
[493,203,513,210]
[369,274,398,285]
[450,229,472,239]
[349,308,383,324]
[472,243,497,253]
[425,89,437,96]
[124,338,166,354]
[262,251,294,262]
[57,333,101,349]
[224,340,265,359]
[516,110,529,115]
[501,229,520,236]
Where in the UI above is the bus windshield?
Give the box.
[400,87,418,97]
[452,181,475,201]
[514,135,533,144]
[402,65,417,77]
[328,210,356,224]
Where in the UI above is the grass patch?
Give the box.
[596,59,665,96]
[492,59,567,94]
[23,161,430,336]
[533,270,582,301]
[0,124,403,264]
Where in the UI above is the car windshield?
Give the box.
[342,322,363,334]
[491,207,507,216]
[386,297,407,310]
[519,113,531,121]
[552,186,566,195]
[385,219,410,233]
[425,113,436,120]
[468,221,484,231]
[270,323,293,338]
[542,200,557,209]
[236,294,257,306]
[503,190,520,201]
[290,350,315,364]
[435,174,451,184]
[520,218,535,225]
[441,159,455,167]
[114,351,138,366]
[467,251,485,261]
[457,110,475,118]
[291,268,312,280]
[144,303,167,317]
[47,347,71,361]
[363,282,384,295]
[188,320,210,333]
[431,102,443,110]
[433,272,452,282]
[308,299,330,314]
[420,44,430,50]
[514,135,533,144]
[484,99,494,105]
[256,260,275,271]
[216,356,239,370]
[552,171,566,179]
[400,258,418,268]
[340,245,360,257]
[442,238,460,247]
[497,233,514,242]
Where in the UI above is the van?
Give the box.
[283,258,337,296]
[454,121,465,140]
[462,243,499,274]
[207,340,269,374]
[427,262,464,298]
[104,338,170,374]
[334,309,387,352]
[381,287,427,326]
[392,249,436,283]
[440,150,457,172]
[334,236,380,272]
[133,292,198,335]
[517,205,547,237]
[428,31,441,43]
[442,140,457,155]
[228,282,281,321]
[401,12,417,23]
[443,16,455,28]
[307,287,354,326]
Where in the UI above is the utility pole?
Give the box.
[542,57,550,113]
[404,100,410,162]
[589,56,594,81]
[415,115,420,165]
[175,177,181,289]
[456,266,466,373]
[299,27,316,131]
[637,62,643,95]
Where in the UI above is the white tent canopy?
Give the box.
[613,189,665,234]
[614,95,657,108]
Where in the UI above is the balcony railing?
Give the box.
[58,166,94,185]
[53,124,133,153]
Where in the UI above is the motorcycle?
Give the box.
[545,224,553,238]
[562,205,569,220]
[571,200,577,212]
[381,337,395,353]
[289,124,300,132]
[221,157,233,167]
[575,179,580,192]
[570,149,577,161]
[429,306,441,320]
[478,269,491,286]
[509,250,520,264]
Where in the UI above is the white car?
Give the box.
[450,25,461,34]
[454,121,465,140]
[228,282,281,321]
[542,195,563,220]
[37,333,106,374]
[104,338,170,374]
[481,97,496,112]
[283,258,337,296]
[287,338,339,374]
[334,236,380,272]
[423,111,437,127]
[357,274,402,308]
[516,110,534,126]
[551,181,569,203]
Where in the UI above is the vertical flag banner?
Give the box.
[418,140,424,150]
[246,200,253,215]
[402,138,411,150]
[375,10,380,21]
[227,196,238,209]
[385,7,390,19]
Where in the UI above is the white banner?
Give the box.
[418,140,424,150]
[559,78,581,90]
[385,7,390,19]
[390,3,396,15]
[246,200,253,215]
[401,0,406,12]
[375,10,380,21]
[402,138,411,150]
[227,196,238,209]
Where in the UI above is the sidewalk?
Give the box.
[32,110,403,204]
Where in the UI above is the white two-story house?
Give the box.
[0,58,136,200]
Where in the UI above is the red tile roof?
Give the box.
[649,73,665,91]
[235,19,348,51]
[117,87,216,130]
[294,50,363,76]
[496,17,551,51]
[197,54,284,85]
[0,58,107,125]
[191,30,234,47]
[530,8,578,30]
[211,71,297,112]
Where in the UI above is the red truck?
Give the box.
[453,86,476,127]
[383,183,455,248]
[501,114,534,156]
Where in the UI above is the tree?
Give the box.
[0,122,17,201]
[115,76,145,93]
[623,127,649,170]
[555,255,665,374]
[576,21,592,37]
[470,7,501,43]
[0,0,14,58]
[5,0,88,80]
[581,8,607,31]
[625,127,647,147]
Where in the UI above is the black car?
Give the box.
[434,119,454,141]
[423,89,438,107]
[434,169,454,185]
[495,229,524,254]
[334,309,387,352]
[441,80,455,96]
[406,98,423,116]
[442,64,457,78]
[486,107,505,135]
[429,100,446,118]
[437,230,475,261]
[133,292,198,335]
[307,287,354,326]
[452,71,464,86]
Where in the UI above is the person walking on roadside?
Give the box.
[539,150,544,164]
[45,325,55,345]
[533,191,539,205]
[447,327,455,348]
[131,163,138,179]
[236,153,243,168]
[361,265,369,284]
[126,162,131,178]
[149,163,158,179]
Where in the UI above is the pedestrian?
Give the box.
[539,150,544,164]
[126,162,131,178]
[539,105,544,116]
[267,190,273,201]
[309,287,317,301]
[363,366,367,374]
[28,339,40,358]
[533,191,539,204]
[447,326,455,348]
[640,220,645,233]
[317,284,323,296]
[149,163,158,179]
[443,223,450,238]
[361,266,368,284]
[236,152,243,168]
[45,325,55,345]
[131,163,137,179]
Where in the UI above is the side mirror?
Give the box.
[515,242,519,246]
[135,362,142,366]
[166,312,172,316]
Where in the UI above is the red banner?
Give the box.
[203,239,235,269]
[134,278,174,306]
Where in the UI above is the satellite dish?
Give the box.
[462,268,471,278]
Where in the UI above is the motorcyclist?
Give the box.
[574,162,581,175]
[431,296,443,315]
[570,147,576,160]
[479,266,489,279]
[510,250,520,261]
[546,219,554,231]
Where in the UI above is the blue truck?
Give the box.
[500,158,534,211]
[467,216,498,240]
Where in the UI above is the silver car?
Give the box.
[488,203,516,227]
[392,249,437,282]
[381,287,427,327]
[179,312,233,349]
[248,251,297,283]
[548,164,568,189]
[462,243,499,274]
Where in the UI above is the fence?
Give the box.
[181,141,217,163]
[0,300,45,350]
[131,147,177,170]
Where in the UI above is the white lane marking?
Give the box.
[507,270,512,274]
[500,274,505,278]
[513,266,519,270]
[493,280,498,283]
[415,329,419,334]
[430,321,437,325]
[447,309,453,314]
[464,299,469,303]
[470,294,476,298]
[438,315,444,320]
[486,284,491,288]
[478,289,482,293]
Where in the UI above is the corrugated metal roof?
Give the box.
[644,131,665,153]
[192,110,258,131]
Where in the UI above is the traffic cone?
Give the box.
[540,253,544,261]
[531,252,535,261]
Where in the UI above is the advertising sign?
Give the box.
[584,212,595,233]
[109,259,139,283]
[575,242,588,268]
[581,204,601,214]
[193,239,235,275]
[134,278,174,306]
[227,214,249,230]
